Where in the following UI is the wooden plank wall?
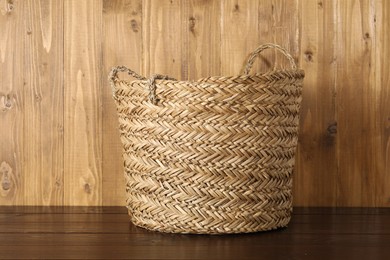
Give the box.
[0,0,389,206]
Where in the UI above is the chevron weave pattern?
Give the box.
[108,44,304,234]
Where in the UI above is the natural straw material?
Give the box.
[108,43,304,234]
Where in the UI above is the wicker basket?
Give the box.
[108,43,304,234]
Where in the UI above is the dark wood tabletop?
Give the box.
[0,207,389,259]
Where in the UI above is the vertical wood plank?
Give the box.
[374,0,390,207]
[187,0,221,80]
[102,0,142,206]
[64,0,102,205]
[336,0,376,206]
[257,0,300,72]
[22,0,64,205]
[257,1,278,72]
[220,0,259,75]
[1,0,63,205]
[273,0,300,68]
[220,0,299,75]
[294,0,338,206]
[143,0,185,79]
[0,0,24,205]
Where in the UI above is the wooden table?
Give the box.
[0,207,389,259]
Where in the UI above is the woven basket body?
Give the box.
[109,44,304,234]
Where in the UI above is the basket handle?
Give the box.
[108,65,147,82]
[244,43,297,74]
[108,66,176,105]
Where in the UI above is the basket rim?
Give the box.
[116,68,305,85]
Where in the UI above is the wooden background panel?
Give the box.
[187,0,221,80]
[0,0,63,206]
[294,0,338,206]
[22,0,64,205]
[336,0,376,206]
[63,0,103,205]
[374,0,390,206]
[257,0,300,71]
[0,0,389,207]
[142,0,185,79]
[220,0,260,75]
[101,0,142,206]
[0,0,24,205]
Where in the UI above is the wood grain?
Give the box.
[64,0,102,205]
[1,0,390,206]
[220,0,260,75]
[1,207,390,259]
[294,0,338,206]
[101,0,142,205]
[257,0,299,72]
[336,0,376,206]
[143,0,185,80]
[0,0,63,205]
[0,0,23,205]
[374,0,390,206]
[187,0,221,80]
[22,0,64,205]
